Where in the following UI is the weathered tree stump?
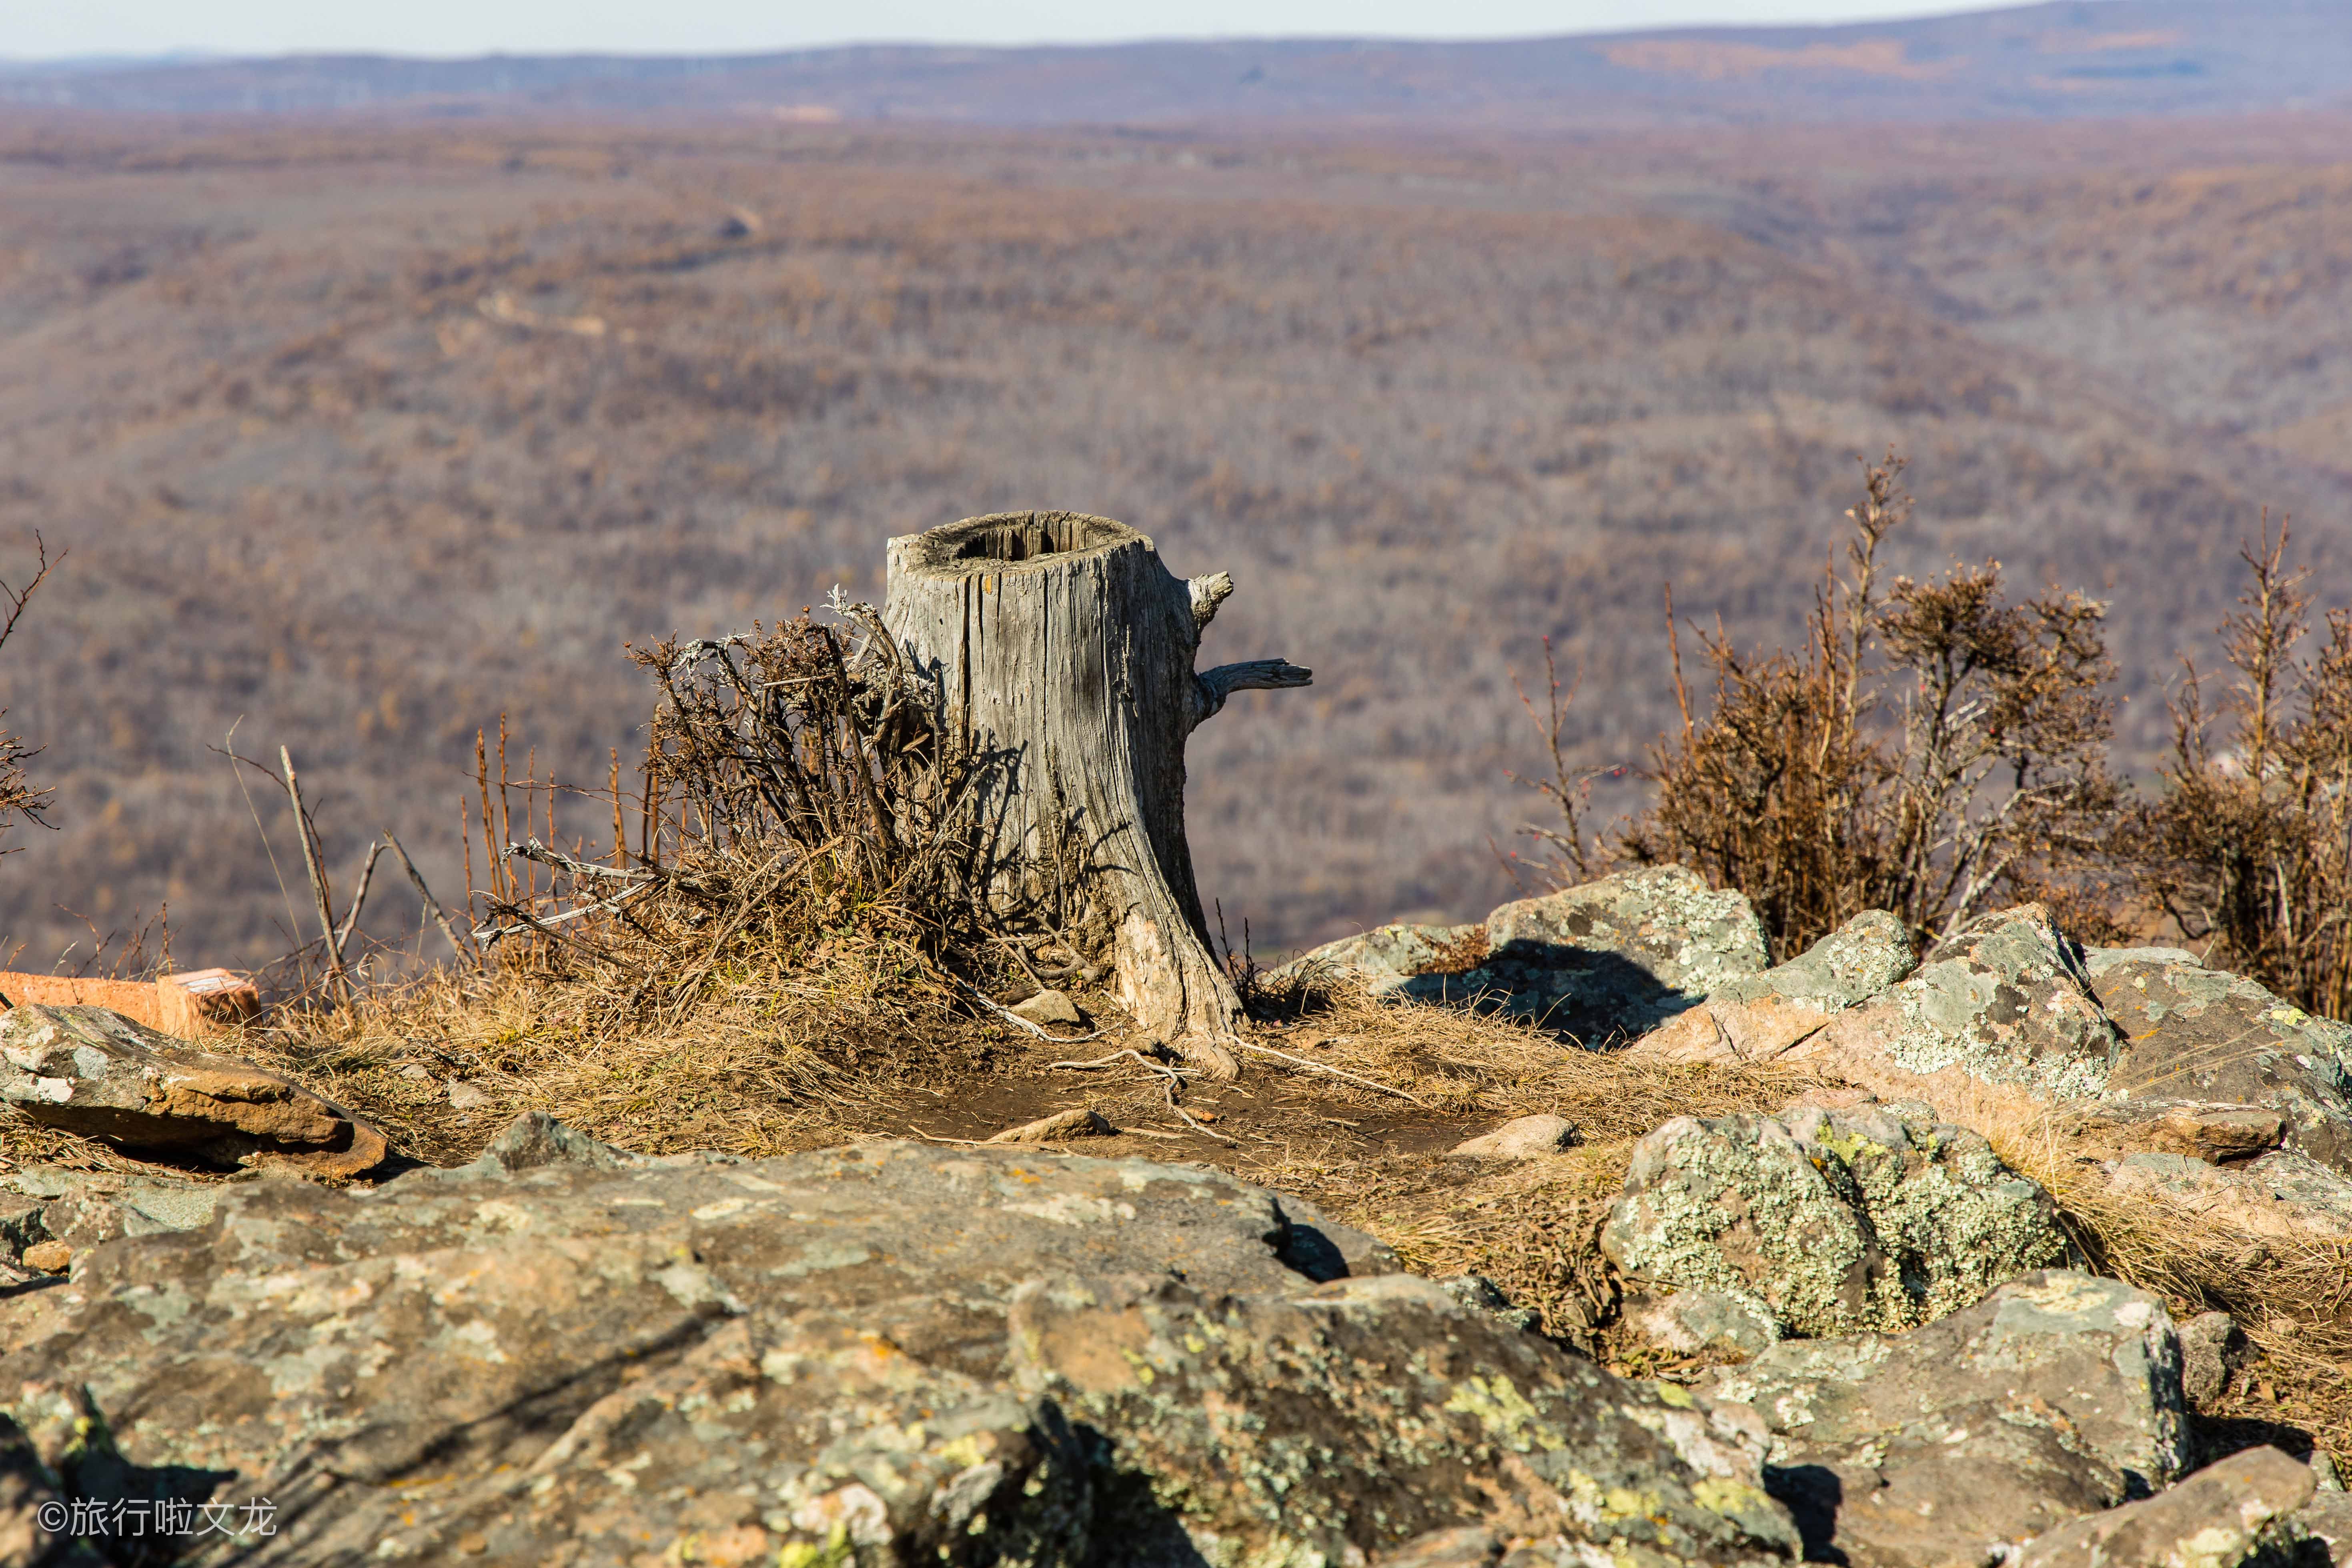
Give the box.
[884,511,1310,1076]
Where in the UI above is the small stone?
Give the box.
[399,1063,432,1082]
[1623,1289,1779,1360]
[446,1079,494,1111]
[983,1108,1115,1144]
[2178,1310,2246,1406]
[1448,1114,1577,1159]
[1008,988,1082,1026]
[20,1240,69,1274]
[1434,1274,1540,1332]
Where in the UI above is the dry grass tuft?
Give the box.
[234,917,1002,1166]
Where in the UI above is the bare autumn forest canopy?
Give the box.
[2,109,2351,975]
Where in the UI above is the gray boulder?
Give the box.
[1633,910,1917,1064]
[1712,910,2352,1186]
[1704,1270,2191,1567]
[1601,1101,2066,1337]
[1786,903,2123,1097]
[2088,949,2352,1175]
[1012,1271,1799,1567]
[0,1119,1801,1567]
[1280,865,1768,1043]
[2013,1446,2315,1568]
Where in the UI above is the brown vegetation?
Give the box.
[2127,519,2352,1015]
[1611,453,2120,959]
[0,537,53,857]
[3,113,2351,971]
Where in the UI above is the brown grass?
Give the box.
[1968,1091,2352,1458]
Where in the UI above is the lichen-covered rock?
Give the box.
[2105,1146,2352,1240]
[1011,1272,1801,1568]
[1470,866,1767,1039]
[1280,867,1768,1044]
[0,1003,387,1176]
[0,1164,222,1276]
[0,1121,1799,1566]
[1787,904,2122,1097]
[2088,949,2352,1175]
[1633,910,1916,1064]
[1622,1290,1782,1361]
[1704,1271,2192,1567]
[1601,1101,2065,1337]
[2012,1446,2315,1568]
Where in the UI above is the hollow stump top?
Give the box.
[890,511,1145,577]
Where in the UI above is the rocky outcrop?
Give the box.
[1635,911,1917,1065]
[2012,1446,2315,1568]
[1785,903,2121,1095]
[0,1120,1804,1566]
[0,1004,385,1176]
[1703,1271,2192,1566]
[1631,907,2352,1183]
[1602,1101,2065,1338]
[2088,948,2352,1174]
[0,1163,222,1283]
[1280,865,1768,1043]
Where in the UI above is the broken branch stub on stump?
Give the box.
[883,511,1309,1077]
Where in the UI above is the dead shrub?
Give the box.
[1613,451,2122,958]
[236,597,1062,1157]
[0,537,56,855]
[2126,517,2352,1018]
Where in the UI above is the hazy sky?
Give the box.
[20,0,2013,60]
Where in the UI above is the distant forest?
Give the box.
[0,106,2348,969]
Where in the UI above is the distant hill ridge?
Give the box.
[4,0,2347,127]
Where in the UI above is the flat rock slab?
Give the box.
[1703,1271,2190,1567]
[2105,1147,2352,1240]
[0,1125,1803,1567]
[0,1004,385,1176]
[2088,949,2352,1174]
[1448,1113,1578,1158]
